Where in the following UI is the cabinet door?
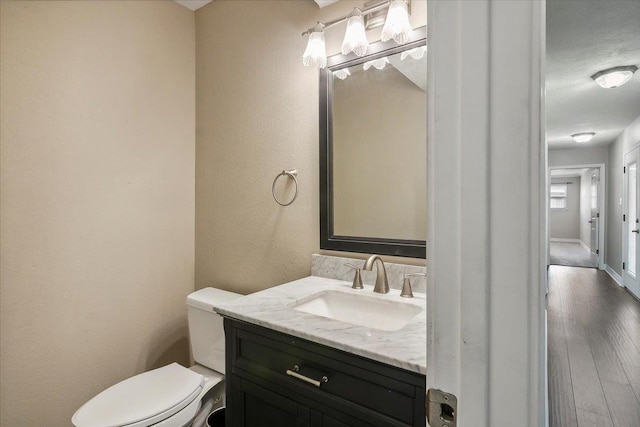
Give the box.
[310,410,351,427]
[229,374,309,427]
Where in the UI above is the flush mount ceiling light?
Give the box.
[302,0,414,68]
[571,132,596,143]
[302,23,327,68]
[591,65,638,89]
[342,8,369,56]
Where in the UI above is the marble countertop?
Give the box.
[213,276,426,375]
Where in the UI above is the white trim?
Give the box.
[427,1,545,426]
[549,238,590,251]
[622,142,640,294]
[579,240,590,251]
[549,164,606,270]
[605,264,624,288]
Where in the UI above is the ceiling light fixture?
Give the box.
[591,65,638,89]
[571,132,596,143]
[302,0,414,68]
[342,8,369,57]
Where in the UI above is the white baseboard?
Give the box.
[578,240,590,251]
[605,264,624,288]
[551,238,592,254]
[550,238,582,244]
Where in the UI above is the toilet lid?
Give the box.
[72,363,204,427]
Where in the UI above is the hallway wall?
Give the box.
[607,114,640,276]
[550,176,581,239]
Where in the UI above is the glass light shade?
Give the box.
[334,68,351,80]
[401,46,427,60]
[303,31,327,68]
[342,15,369,57]
[591,65,637,88]
[381,0,412,44]
[571,132,595,143]
[363,57,389,71]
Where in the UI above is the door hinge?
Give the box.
[426,389,457,427]
[623,262,626,270]
[596,249,599,255]
[624,214,626,221]
[624,166,626,173]
[597,213,600,218]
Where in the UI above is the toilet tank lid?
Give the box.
[72,363,203,427]
[186,287,242,311]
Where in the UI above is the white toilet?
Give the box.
[72,288,242,427]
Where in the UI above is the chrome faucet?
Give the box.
[363,255,389,294]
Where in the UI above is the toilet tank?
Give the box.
[186,288,242,374]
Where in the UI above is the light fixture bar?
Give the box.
[302,0,404,36]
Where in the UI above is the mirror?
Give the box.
[320,27,427,258]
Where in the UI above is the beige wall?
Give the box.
[195,0,428,294]
[0,2,195,426]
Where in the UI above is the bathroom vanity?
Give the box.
[214,274,427,427]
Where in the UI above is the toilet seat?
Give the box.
[72,363,204,427]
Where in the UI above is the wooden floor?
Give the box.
[548,265,640,427]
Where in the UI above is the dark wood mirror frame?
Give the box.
[319,26,427,259]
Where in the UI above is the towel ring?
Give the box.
[272,169,298,206]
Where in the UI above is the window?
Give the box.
[550,183,568,210]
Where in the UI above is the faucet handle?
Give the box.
[345,263,364,289]
[401,273,425,298]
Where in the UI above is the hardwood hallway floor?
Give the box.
[548,265,640,427]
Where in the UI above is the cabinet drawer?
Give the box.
[225,319,425,426]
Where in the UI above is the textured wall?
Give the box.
[549,177,580,239]
[0,2,195,425]
[607,114,640,275]
[195,1,428,294]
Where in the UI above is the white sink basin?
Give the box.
[291,290,422,331]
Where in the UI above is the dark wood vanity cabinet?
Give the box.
[224,318,426,427]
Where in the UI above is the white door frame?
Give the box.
[549,163,606,270]
[427,1,546,426]
[622,143,640,293]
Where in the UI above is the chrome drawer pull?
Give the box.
[285,365,328,388]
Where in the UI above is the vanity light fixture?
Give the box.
[591,65,638,89]
[571,132,596,143]
[333,68,351,80]
[363,57,389,70]
[302,23,327,68]
[342,8,369,56]
[401,45,426,60]
[302,0,413,68]
[381,0,412,44]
